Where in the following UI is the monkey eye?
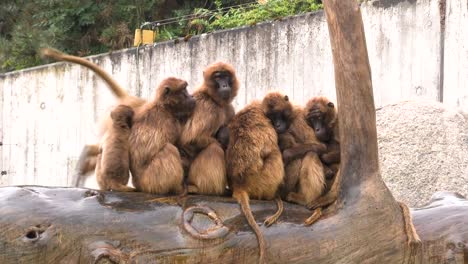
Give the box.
[284,95,289,101]
[164,87,171,95]
[327,102,334,108]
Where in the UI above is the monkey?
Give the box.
[40,48,146,186]
[95,105,135,192]
[304,96,341,210]
[226,91,293,264]
[129,77,196,194]
[305,96,340,179]
[178,62,239,196]
[304,97,422,249]
[276,105,328,225]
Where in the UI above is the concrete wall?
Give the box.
[0,0,466,187]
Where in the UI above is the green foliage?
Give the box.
[0,0,322,73]
[154,0,322,42]
[209,0,322,29]
[0,0,162,73]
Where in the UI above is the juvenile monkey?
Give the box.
[305,96,340,179]
[40,48,146,184]
[130,77,196,194]
[95,105,135,192]
[179,62,239,195]
[226,92,291,264]
[277,105,328,225]
[304,96,341,210]
[305,96,421,248]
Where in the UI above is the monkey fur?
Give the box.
[179,62,239,195]
[129,77,195,194]
[227,91,295,264]
[95,105,135,192]
[40,48,146,186]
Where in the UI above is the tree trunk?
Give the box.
[1,0,466,263]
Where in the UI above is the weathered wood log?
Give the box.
[0,187,466,263]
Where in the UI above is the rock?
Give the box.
[377,100,468,207]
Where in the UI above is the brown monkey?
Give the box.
[179,62,239,195]
[95,105,135,192]
[40,48,146,185]
[304,96,341,210]
[305,97,421,248]
[226,91,292,264]
[130,77,196,194]
[277,106,328,225]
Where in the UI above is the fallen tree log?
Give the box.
[0,187,466,263]
[2,0,467,263]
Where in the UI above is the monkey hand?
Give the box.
[282,148,302,164]
[320,151,340,164]
[215,125,229,149]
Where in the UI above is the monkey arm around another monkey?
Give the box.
[304,96,341,210]
[282,142,327,164]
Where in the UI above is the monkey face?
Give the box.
[267,111,292,134]
[262,93,293,134]
[212,71,233,101]
[305,97,336,142]
[306,110,329,141]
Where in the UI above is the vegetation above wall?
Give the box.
[0,0,322,73]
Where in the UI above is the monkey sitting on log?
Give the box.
[306,97,340,182]
[277,103,328,225]
[304,96,421,249]
[179,62,239,196]
[303,96,341,210]
[95,105,135,192]
[226,91,293,264]
[129,77,196,195]
[40,48,146,186]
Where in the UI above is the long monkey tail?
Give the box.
[40,48,128,99]
[233,189,266,264]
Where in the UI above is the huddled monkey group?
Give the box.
[41,48,361,264]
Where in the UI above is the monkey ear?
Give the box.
[164,87,171,95]
[284,95,289,101]
[327,102,334,108]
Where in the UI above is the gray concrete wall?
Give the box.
[0,0,466,187]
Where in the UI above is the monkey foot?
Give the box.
[306,193,337,210]
[182,205,229,240]
[110,186,136,192]
[304,208,322,226]
[146,196,179,205]
[264,198,284,227]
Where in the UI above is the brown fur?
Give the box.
[304,96,341,209]
[40,48,146,184]
[227,92,290,264]
[278,107,327,207]
[130,77,195,194]
[180,62,239,195]
[95,105,135,192]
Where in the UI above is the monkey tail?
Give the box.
[233,189,266,264]
[40,48,128,99]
